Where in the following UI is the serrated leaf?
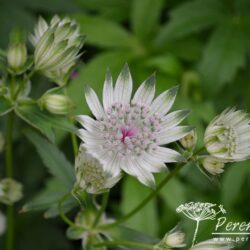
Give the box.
[199,23,248,92]
[25,130,75,189]
[0,96,13,116]
[74,14,139,49]
[15,102,76,142]
[155,0,224,45]
[131,0,164,41]
[121,176,158,236]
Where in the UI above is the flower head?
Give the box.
[31,15,84,86]
[77,65,191,187]
[204,108,250,162]
[75,145,121,194]
[190,239,234,250]
[0,178,23,205]
[202,156,224,175]
[0,210,6,236]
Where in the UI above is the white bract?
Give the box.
[75,145,121,194]
[202,156,224,175]
[77,65,191,188]
[204,108,250,162]
[31,15,83,86]
[190,239,234,250]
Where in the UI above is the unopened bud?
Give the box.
[180,129,197,150]
[7,43,27,73]
[40,94,72,115]
[202,156,224,175]
[0,178,23,205]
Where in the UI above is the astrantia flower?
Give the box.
[190,239,234,250]
[31,15,84,86]
[75,145,121,194]
[204,108,250,162]
[77,65,191,187]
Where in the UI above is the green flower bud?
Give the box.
[0,210,6,236]
[180,129,197,150]
[7,43,27,73]
[40,94,73,115]
[31,15,84,86]
[0,178,23,205]
[202,156,224,176]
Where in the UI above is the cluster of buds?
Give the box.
[74,145,121,194]
[154,227,186,250]
[0,178,23,205]
[31,15,84,86]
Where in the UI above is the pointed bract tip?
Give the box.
[145,73,156,87]
[169,85,179,96]
[84,84,91,94]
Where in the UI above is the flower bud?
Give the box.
[202,156,224,175]
[31,15,84,86]
[75,145,121,194]
[0,178,23,205]
[0,210,6,236]
[180,129,197,150]
[190,239,234,250]
[7,43,27,73]
[204,108,250,162]
[154,228,186,249]
[40,94,72,115]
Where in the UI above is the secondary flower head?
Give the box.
[75,145,121,194]
[0,178,23,205]
[202,156,224,176]
[0,210,6,236]
[204,108,250,162]
[77,65,191,187]
[31,15,84,86]
[190,239,234,250]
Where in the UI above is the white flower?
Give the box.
[202,156,224,175]
[190,239,234,250]
[180,129,197,150]
[31,15,83,86]
[75,145,121,194]
[204,108,250,162]
[0,210,6,236]
[77,65,191,188]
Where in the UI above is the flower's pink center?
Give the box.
[121,125,137,143]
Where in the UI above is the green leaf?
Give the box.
[155,0,224,45]
[0,96,13,116]
[199,23,248,92]
[25,130,75,189]
[121,176,158,236]
[74,14,139,49]
[15,102,76,142]
[222,161,250,208]
[158,177,186,211]
[131,0,164,40]
[22,178,70,212]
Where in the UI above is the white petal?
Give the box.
[150,86,178,116]
[140,152,168,172]
[76,115,101,132]
[161,110,190,129]
[132,74,155,105]
[77,129,105,144]
[153,147,186,163]
[103,69,114,111]
[85,86,104,119]
[103,153,121,176]
[158,126,193,145]
[114,64,132,104]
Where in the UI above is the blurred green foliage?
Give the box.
[1,0,250,249]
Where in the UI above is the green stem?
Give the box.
[71,133,78,156]
[5,112,15,250]
[95,240,153,249]
[93,192,109,228]
[99,163,186,229]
